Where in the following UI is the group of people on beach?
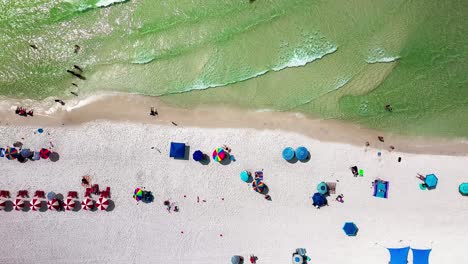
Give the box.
[15,107,33,117]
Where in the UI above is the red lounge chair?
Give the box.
[100,187,111,198]
[34,190,45,198]
[0,190,10,198]
[92,184,100,195]
[85,188,92,197]
[67,191,78,199]
[17,190,29,198]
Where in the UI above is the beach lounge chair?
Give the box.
[326,182,336,194]
[100,187,111,198]
[33,151,40,160]
[67,191,78,199]
[85,188,93,197]
[17,190,28,198]
[373,180,389,198]
[0,190,10,198]
[92,184,100,195]
[34,190,45,198]
[255,171,263,181]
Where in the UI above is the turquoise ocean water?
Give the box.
[0,0,467,137]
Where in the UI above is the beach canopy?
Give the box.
[169,142,186,159]
[282,147,295,161]
[295,146,309,161]
[312,193,327,207]
[240,171,250,182]
[96,197,109,211]
[231,256,243,264]
[317,182,328,195]
[343,222,358,236]
[5,147,19,160]
[252,179,265,193]
[48,199,60,211]
[387,247,410,264]
[39,148,51,159]
[212,148,226,162]
[13,198,24,211]
[63,198,75,211]
[30,198,42,211]
[134,188,143,201]
[424,174,438,189]
[411,248,431,264]
[82,197,94,210]
[192,150,204,161]
[459,183,468,196]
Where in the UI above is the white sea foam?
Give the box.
[272,46,338,71]
[366,56,400,64]
[95,0,128,8]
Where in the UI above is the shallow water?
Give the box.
[0,0,467,137]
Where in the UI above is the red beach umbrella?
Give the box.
[47,199,60,211]
[30,198,42,211]
[63,198,75,211]
[81,197,94,210]
[96,197,109,211]
[39,148,51,159]
[0,199,7,210]
[14,198,25,211]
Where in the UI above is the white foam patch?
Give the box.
[95,0,128,7]
[366,56,400,64]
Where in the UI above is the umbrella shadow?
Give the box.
[106,200,115,212]
[73,200,81,212]
[287,157,298,164]
[261,185,270,195]
[55,193,64,201]
[246,175,254,183]
[39,201,48,212]
[49,152,60,162]
[4,200,13,212]
[23,201,31,212]
[220,154,232,165]
[299,154,311,163]
[181,146,190,160]
[199,154,211,165]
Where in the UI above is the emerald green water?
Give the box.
[0,0,467,137]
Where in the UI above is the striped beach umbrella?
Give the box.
[63,198,75,211]
[81,197,94,210]
[96,197,109,211]
[0,199,7,210]
[252,179,265,193]
[13,198,25,211]
[5,147,19,160]
[47,199,60,211]
[212,148,226,162]
[133,188,143,202]
[39,148,51,159]
[30,198,42,211]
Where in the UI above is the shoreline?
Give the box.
[0,93,467,156]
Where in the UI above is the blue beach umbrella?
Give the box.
[343,222,358,236]
[312,193,327,207]
[20,148,31,158]
[282,147,295,161]
[317,182,328,195]
[424,174,438,189]
[295,146,309,161]
[192,150,204,161]
[47,192,56,201]
[459,183,468,196]
[38,128,44,133]
[240,171,250,182]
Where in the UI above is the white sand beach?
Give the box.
[0,121,467,264]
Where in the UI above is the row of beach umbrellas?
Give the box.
[192,147,228,162]
[282,146,309,161]
[0,147,55,161]
[0,197,109,211]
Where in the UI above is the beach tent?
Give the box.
[342,222,358,236]
[295,146,309,161]
[424,174,438,189]
[30,198,42,211]
[13,198,25,211]
[317,182,328,195]
[240,171,250,182]
[411,248,431,264]
[387,247,410,264]
[282,147,295,161]
[373,180,389,198]
[96,197,109,211]
[459,183,468,196]
[169,142,186,159]
[212,148,226,162]
[192,150,204,161]
[63,198,75,211]
[81,197,94,210]
[231,255,243,264]
[312,193,327,208]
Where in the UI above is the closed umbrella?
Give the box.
[81,197,94,210]
[317,182,328,195]
[13,198,25,211]
[39,148,51,159]
[96,197,109,211]
[48,199,60,211]
[192,150,204,161]
[212,148,226,162]
[295,146,309,161]
[282,147,295,161]
[30,198,42,211]
[63,198,75,211]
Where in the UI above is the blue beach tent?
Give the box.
[412,248,431,264]
[312,192,327,207]
[169,142,186,159]
[387,247,410,264]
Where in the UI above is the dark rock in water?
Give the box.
[29,44,38,49]
[66,70,86,80]
[73,65,83,72]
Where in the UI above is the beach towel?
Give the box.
[373,180,389,198]
[387,247,410,264]
[411,248,431,264]
[255,171,263,181]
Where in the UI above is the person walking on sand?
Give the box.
[250,255,257,263]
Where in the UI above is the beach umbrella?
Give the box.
[13,198,25,211]
[192,150,204,161]
[20,148,31,158]
[49,152,59,162]
[459,183,468,196]
[48,199,60,211]
[5,147,19,160]
[133,188,143,202]
[295,146,309,161]
[231,256,243,264]
[292,254,303,264]
[81,197,94,210]
[282,147,295,161]
[96,197,109,211]
[424,174,438,189]
[39,148,51,159]
[343,222,359,236]
[47,192,56,201]
[0,199,7,210]
[252,179,265,193]
[212,148,226,162]
[63,198,76,211]
[240,171,250,182]
[30,198,42,211]
[38,128,44,133]
[317,182,328,195]
[312,193,327,207]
